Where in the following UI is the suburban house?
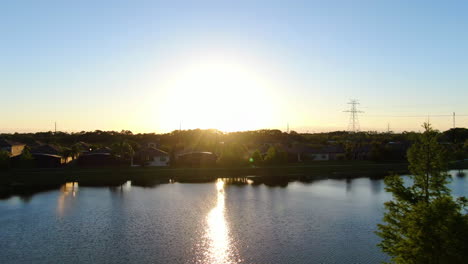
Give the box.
[278,144,346,162]
[176,152,217,167]
[301,145,346,161]
[77,147,116,167]
[0,138,25,157]
[134,147,170,166]
[30,144,71,167]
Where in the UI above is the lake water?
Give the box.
[0,171,466,264]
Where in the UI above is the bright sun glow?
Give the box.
[157,57,279,132]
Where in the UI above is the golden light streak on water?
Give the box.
[56,182,78,217]
[202,179,240,264]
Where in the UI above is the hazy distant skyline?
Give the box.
[2,0,468,133]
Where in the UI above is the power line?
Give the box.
[366,114,468,118]
[344,99,364,133]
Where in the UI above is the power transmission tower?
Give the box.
[344,99,364,132]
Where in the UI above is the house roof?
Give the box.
[0,138,25,148]
[87,147,112,155]
[137,147,168,157]
[177,151,215,158]
[31,144,62,155]
[31,153,62,159]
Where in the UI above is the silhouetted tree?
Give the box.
[0,150,10,169]
[250,150,263,166]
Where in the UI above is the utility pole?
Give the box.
[287,123,289,133]
[453,112,456,128]
[54,121,57,134]
[387,123,391,134]
[344,99,364,133]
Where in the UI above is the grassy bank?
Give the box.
[1,160,466,194]
[1,161,408,185]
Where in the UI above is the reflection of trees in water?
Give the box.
[248,176,292,187]
[222,175,323,187]
[0,184,63,202]
[131,178,170,188]
[370,178,383,194]
[346,178,352,193]
[222,177,250,186]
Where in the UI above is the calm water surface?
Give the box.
[0,171,466,264]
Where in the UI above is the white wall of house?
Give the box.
[147,155,170,166]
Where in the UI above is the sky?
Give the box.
[2,0,468,133]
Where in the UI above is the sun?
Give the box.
[156,57,279,132]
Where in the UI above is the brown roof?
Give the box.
[30,144,62,155]
[0,138,25,148]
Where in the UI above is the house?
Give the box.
[134,147,169,166]
[77,147,117,167]
[30,144,71,167]
[284,144,346,161]
[176,152,217,167]
[0,138,25,157]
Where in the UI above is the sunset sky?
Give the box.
[2,0,468,133]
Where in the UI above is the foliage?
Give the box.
[17,147,35,168]
[111,141,135,160]
[377,123,468,263]
[250,150,263,166]
[0,150,10,169]
[264,146,287,164]
[217,143,247,167]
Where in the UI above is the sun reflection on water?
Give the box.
[202,179,240,264]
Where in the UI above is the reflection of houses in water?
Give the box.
[247,176,291,187]
[131,178,170,187]
[56,182,78,217]
[222,177,251,186]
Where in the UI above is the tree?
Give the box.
[264,146,287,164]
[377,123,468,263]
[17,147,34,168]
[217,143,247,167]
[250,150,263,166]
[112,141,135,165]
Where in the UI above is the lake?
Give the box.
[0,171,466,264]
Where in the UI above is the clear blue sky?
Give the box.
[2,0,468,133]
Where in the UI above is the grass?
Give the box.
[1,160,466,189]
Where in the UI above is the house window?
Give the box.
[160,156,166,162]
[322,155,326,159]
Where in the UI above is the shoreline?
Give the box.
[1,161,467,199]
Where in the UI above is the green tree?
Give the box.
[250,150,263,166]
[377,123,468,263]
[264,146,287,164]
